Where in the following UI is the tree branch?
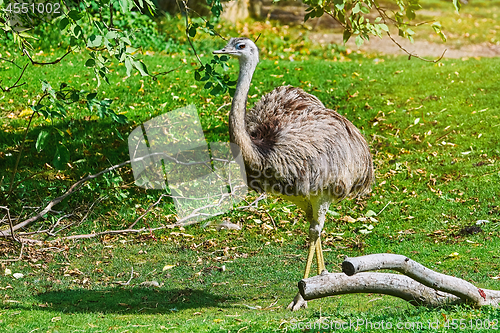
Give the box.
[22,48,72,66]
[299,272,463,307]
[342,253,500,306]
[151,65,184,81]
[0,62,28,92]
[178,0,202,66]
[373,5,447,63]
[0,57,22,69]
[384,30,447,62]
[299,254,500,308]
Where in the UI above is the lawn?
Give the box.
[1,3,500,332]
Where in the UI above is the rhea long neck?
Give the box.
[229,54,261,167]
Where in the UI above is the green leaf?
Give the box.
[355,35,364,47]
[106,31,118,40]
[133,60,149,76]
[41,80,52,92]
[41,80,56,98]
[124,57,133,77]
[87,92,97,100]
[125,46,137,55]
[72,24,82,38]
[120,36,132,45]
[360,5,370,14]
[110,112,128,124]
[210,85,222,96]
[59,17,69,30]
[188,26,197,38]
[87,34,103,48]
[36,130,50,152]
[432,22,447,42]
[103,37,113,53]
[194,71,201,81]
[53,145,70,170]
[55,102,67,117]
[352,3,361,14]
[85,58,96,67]
[304,10,314,22]
[94,69,101,87]
[67,10,82,21]
[119,0,132,13]
[406,7,416,20]
[343,30,352,44]
[452,0,461,13]
[69,91,79,102]
[379,24,389,32]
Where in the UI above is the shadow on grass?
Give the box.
[33,286,236,314]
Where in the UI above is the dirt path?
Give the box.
[309,32,500,59]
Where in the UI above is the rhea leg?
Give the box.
[316,237,326,274]
[287,199,329,311]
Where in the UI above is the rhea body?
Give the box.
[213,38,374,310]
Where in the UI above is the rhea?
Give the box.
[213,37,374,311]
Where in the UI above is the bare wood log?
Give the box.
[299,254,500,308]
[299,272,463,307]
[342,254,500,307]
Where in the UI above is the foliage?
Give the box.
[194,54,237,95]
[300,0,460,46]
[0,0,159,182]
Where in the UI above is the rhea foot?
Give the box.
[287,292,307,311]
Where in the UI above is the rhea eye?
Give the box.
[236,43,246,50]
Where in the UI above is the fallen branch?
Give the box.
[299,253,500,308]
[299,272,462,307]
[0,206,18,242]
[1,149,249,241]
[0,159,132,237]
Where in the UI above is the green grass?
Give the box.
[1,14,500,332]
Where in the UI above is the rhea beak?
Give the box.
[213,48,235,55]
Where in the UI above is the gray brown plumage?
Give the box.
[213,37,374,311]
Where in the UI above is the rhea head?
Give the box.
[213,37,260,64]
